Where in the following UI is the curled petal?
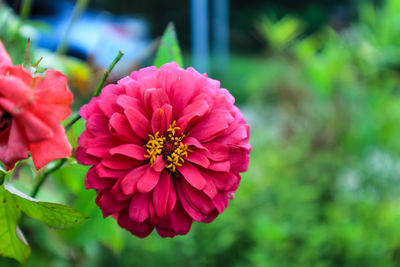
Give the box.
[109,144,147,160]
[137,167,160,193]
[129,192,151,223]
[178,163,206,190]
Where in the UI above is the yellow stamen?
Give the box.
[144,121,191,172]
[144,131,164,165]
[167,120,181,136]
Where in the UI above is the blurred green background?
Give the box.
[2,0,400,266]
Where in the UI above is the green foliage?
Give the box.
[11,190,87,230]
[258,15,304,51]
[155,22,183,68]
[5,0,400,266]
[0,186,30,263]
[0,184,87,263]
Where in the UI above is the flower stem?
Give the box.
[65,113,81,131]
[93,51,124,97]
[30,158,67,198]
[65,50,124,131]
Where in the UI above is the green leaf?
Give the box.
[154,22,183,68]
[6,184,87,229]
[0,186,30,263]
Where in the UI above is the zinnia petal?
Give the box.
[137,167,160,193]
[178,163,206,190]
[109,144,147,160]
[125,107,151,140]
[152,171,174,217]
[129,192,150,223]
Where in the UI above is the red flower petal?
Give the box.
[98,88,122,118]
[120,165,147,195]
[96,191,127,217]
[203,143,230,161]
[176,179,206,221]
[109,143,147,160]
[182,179,214,215]
[117,209,154,238]
[86,136,118,158]
[129,192,150,223]
[183,136,208,150]
[125,107,151,139]
[29,123,72,169]
[187,151,210,168]
[15,109,54,142]
[0,75,33,107]
[34,69,73,120]
[152,171,174,217]
[189,113,231,141]
[0,121,28,170]
[208,160,231,172]
[212,192,229,213]
[85,167,115,190]
[109,112,142,144]
[116,94,145,115]
[144,87,170,112]
[176,100,209,130]
[153,155,166,172]
[86,114,109,136]
[137,167,160,193]
[178,163,206,190]
[151,104,172,134]
[102,154,141,170]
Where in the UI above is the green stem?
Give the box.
[20,0,33,21]
[30,158,67,198]
[65,113,81,131]
[93,51,124,97]
[65,50,124,131]
[56,0,90,55]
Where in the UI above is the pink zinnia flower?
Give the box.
[77,62,250,237]
[0,41,73,170]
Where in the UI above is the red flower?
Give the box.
[0,41,73,170]
[77,62,251,237]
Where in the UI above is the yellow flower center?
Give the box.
[144,121,191,172]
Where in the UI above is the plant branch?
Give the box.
[65,113,81,131]
[65,50,124,131]
[30,158,67,198]
[93,50,124,97]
